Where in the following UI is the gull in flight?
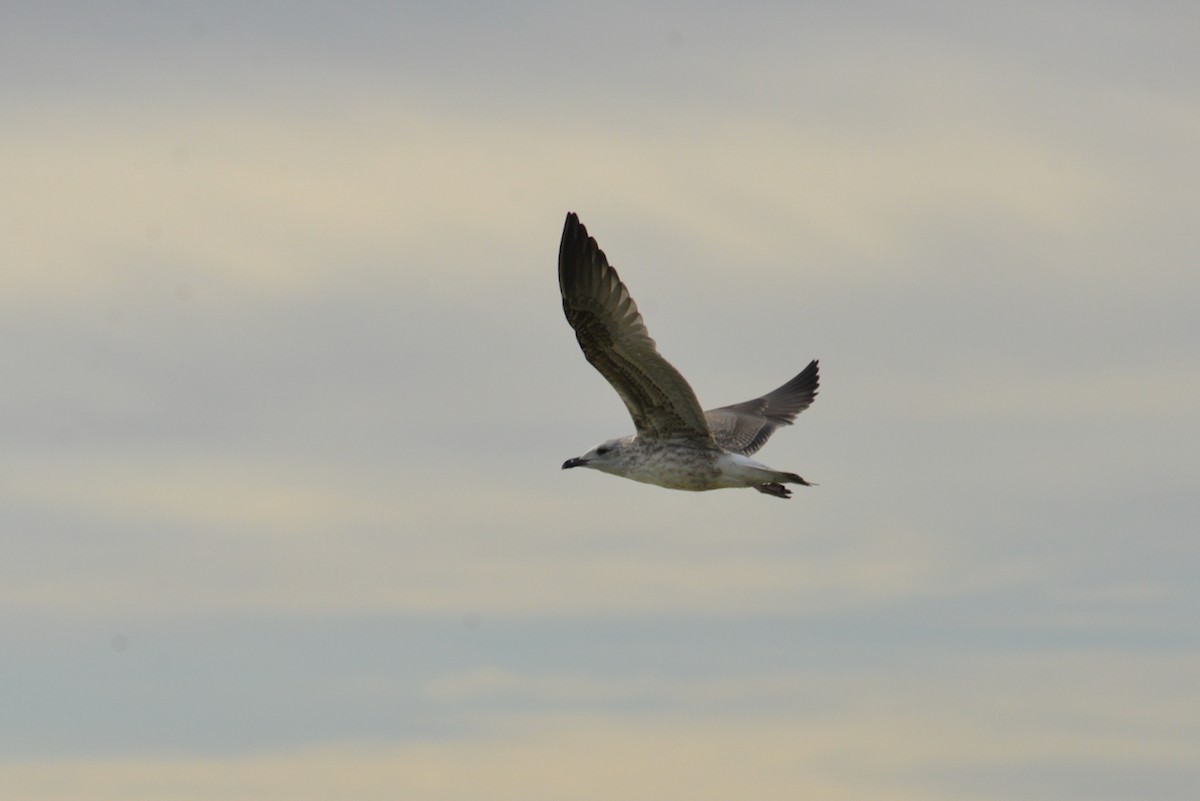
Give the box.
[559,212,819,499]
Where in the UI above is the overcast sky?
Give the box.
[3,2,1198,799]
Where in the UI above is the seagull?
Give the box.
[559,212,819,499]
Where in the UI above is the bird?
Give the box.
[558,212,819,499]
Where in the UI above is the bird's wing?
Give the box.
[704,360,819,455]
[559,212,714,444]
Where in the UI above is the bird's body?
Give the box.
[558,212,819,499]
[567,436,808,493]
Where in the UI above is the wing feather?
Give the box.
[705,360,819,455]
[558,213,714,443]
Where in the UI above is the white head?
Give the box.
[561,436,633,476]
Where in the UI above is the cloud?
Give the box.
[4,447,967,619]
[6,39,1158,308]
[4,650,1195,801]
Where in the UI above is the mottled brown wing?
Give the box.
[705,360,819,455]
[559,212,714,444]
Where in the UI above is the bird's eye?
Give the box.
[596,445,610,456]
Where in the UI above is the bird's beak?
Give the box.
[562,457,589,470]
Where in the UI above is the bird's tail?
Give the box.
[753,471,815,499]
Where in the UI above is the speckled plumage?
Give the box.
[558,212,819,499]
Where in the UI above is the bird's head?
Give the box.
[562,437,631,475]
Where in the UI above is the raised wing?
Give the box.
[705,360,819,455]
[558,212,714,443]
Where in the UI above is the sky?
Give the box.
[2,1,1198,799]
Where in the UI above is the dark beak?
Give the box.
[562,457,589,470]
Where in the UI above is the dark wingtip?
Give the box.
[754,359,820,427]
[797,359,820,396]
[559,212,614,306]
[561,211,584,244]
[559,212,591,284]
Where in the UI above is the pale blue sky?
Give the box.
[3,2,1198,799]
